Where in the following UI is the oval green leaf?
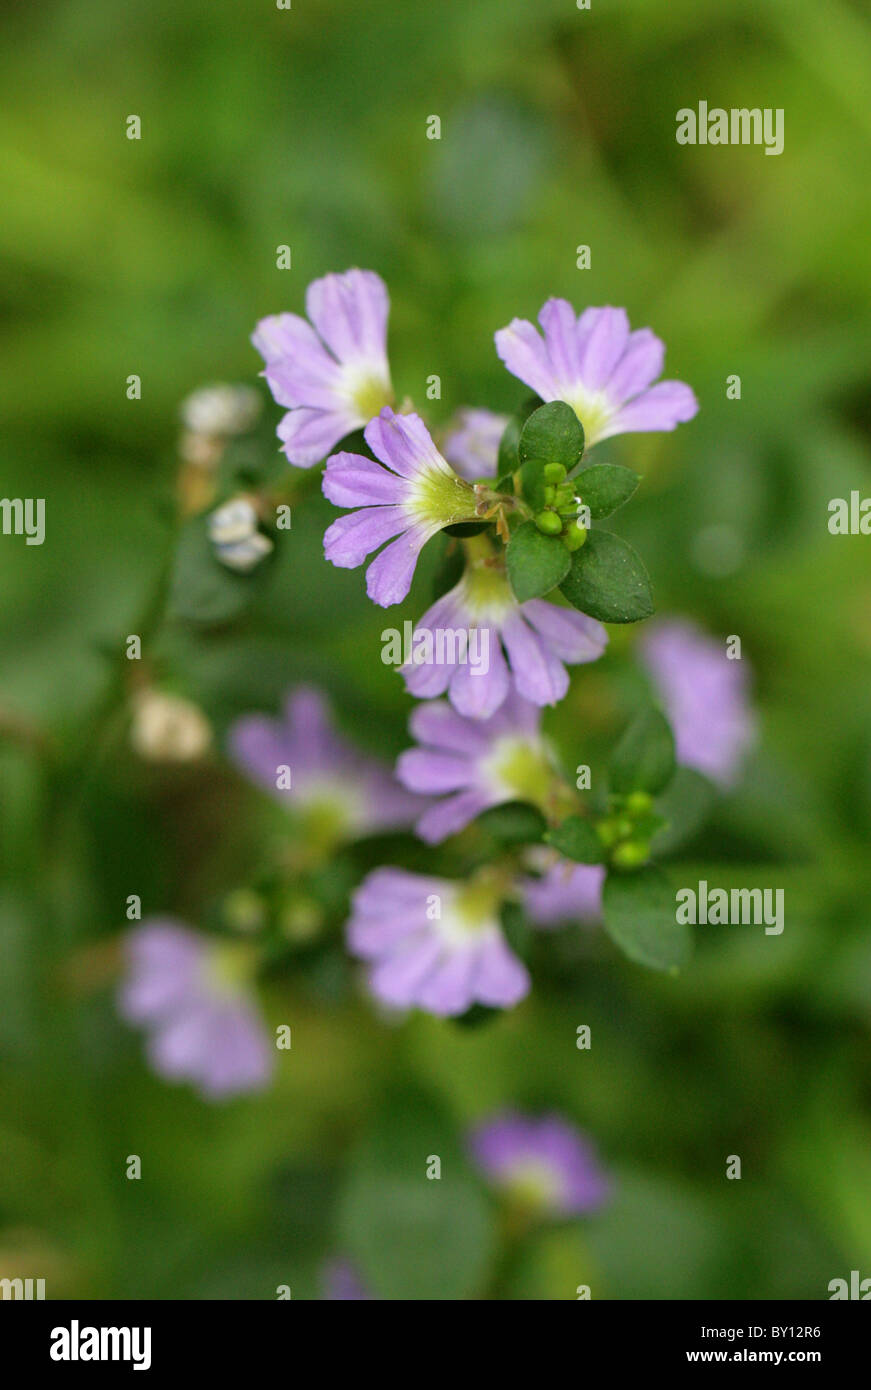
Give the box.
[602,866,693,972]
[610,706,676,796]
[574,463,640,519]
[559,529,654,623]
[545,814,605,864]
[518,401,584,469]
[506,520,571,601]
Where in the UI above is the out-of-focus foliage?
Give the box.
[1,0,870,1299]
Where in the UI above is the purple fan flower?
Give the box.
[118,920,273,1101]
[469,1111,612,1216]
[396,693,555,845]
[400,559,607,720]
[322,407,479,607]
[495,300,698,447]
[229,686,420,839]
[321,1257,373,1301]
[441,407,507,480]
[347,867,530,1017]
[519,851,605,928]
[640,619,755,785]
[252,268,394,467]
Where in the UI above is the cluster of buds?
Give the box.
[533,463,588,551]
[596,790,661,870]
[177,384,262,516]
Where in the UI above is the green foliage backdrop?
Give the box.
[1,0,870,1299]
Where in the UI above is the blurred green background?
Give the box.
[1,0,871,1299]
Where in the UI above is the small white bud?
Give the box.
[214,532,274,573]
[208,497,259,546]
[180,384,261,437]
[130,690,212,763]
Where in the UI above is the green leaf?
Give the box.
[651,767,717,856]
[519,401,585,468]
[610,706,676,796]
[518,402,584,511]
[559,529,654,623]
[338,1091,491,1299]
[474,799,547,847]
[495,399,541,487]
[506,520,571,601]
[500,899,534,961]
[546,815,605,864]
[574,463,640,519]
[497,415,521,476]
[602,866,692,972]
[168,516,260,626]
[518,459,548,511]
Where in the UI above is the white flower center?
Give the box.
[457,564,516,623]
[483,736,554,809]
[341,362,393,421]
[563,386,616,447]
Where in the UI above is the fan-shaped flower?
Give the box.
[229,686,420,842]
[469,1111,612,1216]
[253,268,393,467]
[519,851,605,928]
[400,555,606,719]
[118,920,272,1101]
[396,693,559,844]
[640,619,755,785]
[322,407,479,607]
[495,300,698,446]
[347,867,529,1017]
[441,407,507,480]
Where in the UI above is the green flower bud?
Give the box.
[534,509,564,536]
[596,817,620,848]
[563,523,587,551]
[625,790,653,816]
[543,463,567,484]
[543,485,556,504]
[612,840,650,870]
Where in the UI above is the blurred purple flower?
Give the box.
[347,867,530,1017]
[396,693,555,844]
[469,1111,612,1216]
[495,300,698,447]
[322,407,479,607]
[118,920,272,1101]
[252,268,393,467]
[441,407,507,480]
[640,618,755,785]
[519,852,605,928]
[321,1257,373,1301]
[400,566,606,720]
[229,686,420,839]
